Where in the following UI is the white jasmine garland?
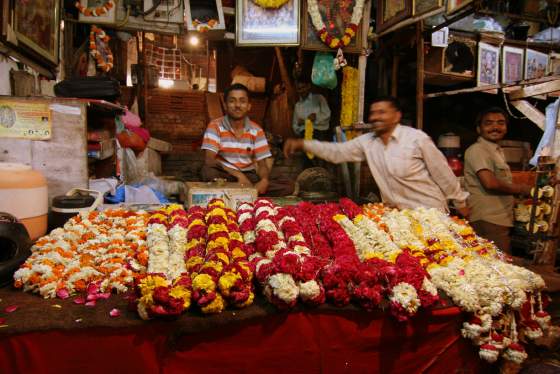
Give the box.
[390,282,420,315]
[266,273,299,304]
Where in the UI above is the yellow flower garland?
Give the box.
[252,0,290,9]
[340,66,359,139]
[304,118,314,159]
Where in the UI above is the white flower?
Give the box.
[267,273,299,303]
[299,280,321,301]
[390,282,420,314]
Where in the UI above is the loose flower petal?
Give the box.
[4,305,18,313]
[109,308,121,317]
[73,297,86,305]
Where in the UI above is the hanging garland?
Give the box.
[252,0,290,9]
[75,0,115,17]
[307,0,364,49]
[89,26,114,72]
[340,66,359,139]
[192,18,219,33]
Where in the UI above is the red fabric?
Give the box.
[0,307,491,374]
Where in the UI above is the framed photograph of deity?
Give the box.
[376,0,412,33]
[447,0,473,15]
[413,0,443,16]
[236,0,300,46]
[524,49,549,80]
[476,42,499,86]
[501,46,524,84]
[12,0,60,64]
[301,0,365,53]
[549,52,560,76]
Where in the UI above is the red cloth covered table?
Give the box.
[0,301,491,374]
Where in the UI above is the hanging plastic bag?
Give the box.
[311,52,337,90]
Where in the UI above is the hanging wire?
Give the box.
[501,90,528,120]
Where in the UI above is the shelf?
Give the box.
[424,75,560,99]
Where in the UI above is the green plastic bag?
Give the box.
[311,52,337,90]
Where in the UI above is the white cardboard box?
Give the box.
[186,182,257,208]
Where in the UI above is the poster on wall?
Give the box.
[376,0,412,33]
[236,0,300,46]
[0,100,52,140]
[13,0,60,64]
[302,0,364,53]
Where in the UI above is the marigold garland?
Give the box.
[307,0,364,49]
[252,0,290,9]
[340,66,359,140]
[89,25,113,73]
[75,0,115,17]
[303,119,314,159]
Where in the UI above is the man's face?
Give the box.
[225,89,251,120]
[368,101,401,136]
[296,82,311,99]
[478,112,507,143]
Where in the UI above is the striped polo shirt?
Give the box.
[201,116,272,171]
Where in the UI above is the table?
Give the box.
[0,286,491,373]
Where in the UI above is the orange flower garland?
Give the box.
[89,25,113,73]
[75,0,115,17]
[307,0,364,49]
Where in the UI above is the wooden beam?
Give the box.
[510,100,545,130]
[509,80,560,100]
[373,7,445,39]
[416,21,424,130]
[391,54,399,97]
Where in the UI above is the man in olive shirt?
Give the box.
[464,107,532,253]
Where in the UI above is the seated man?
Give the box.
[201,83,291,196]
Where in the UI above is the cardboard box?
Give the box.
[137,148,162,175]
[87,139,115,160]
[186,181,257,208]
[147,137,172,153]
[232,75,265,93]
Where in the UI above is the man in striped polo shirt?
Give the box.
[201,83,291,196]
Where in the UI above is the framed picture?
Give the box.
[525,49,549,80]
[549,52,560,76]
[301,0,364,53]
[236,0,300,46]
[501,46,524,84]
[477,42,499,86]
[413,0,443,16]
[12,0,60,64]
[185,0,226,31]
[78,0,117,24]
[447,0,472,15]
[377,0,412,33]
[442,34,476,77]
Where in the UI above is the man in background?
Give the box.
[464,107,532,253]
[292,80,331,139]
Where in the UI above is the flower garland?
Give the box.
[307,0,364,49]
[89,26,113,72]
[340,66,359,140]
[14,209,148,299]
[75,0,114,17]
[304,119,314,159]
[252,0,289,9]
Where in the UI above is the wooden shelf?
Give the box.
[424,75,560,99]
[424,71,474,87]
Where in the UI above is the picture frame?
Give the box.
[477,42,499,86]
[12,0,60,64]
[185,0,226,31]
[501,46,524,84]
[442,34,476,77]
[549,52,560,76]
[78,0,117,24]
[376,0,412,33]
[236,0,300,46]
[524,49,549,80]
[446,0,473,15]
[413,0,443,16]
[301,0,364,53]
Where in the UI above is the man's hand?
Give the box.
[308,113,317,122]
[456,206,471,219]
[237,174,252,186]
[283,138,305,158]
[255,178,269,195]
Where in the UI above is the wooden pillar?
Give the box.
[416,21,424,130]
[391,53,399,97]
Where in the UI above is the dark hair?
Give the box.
[475,107,509,127]
[369,96,402,112]
[224,83,250,101]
